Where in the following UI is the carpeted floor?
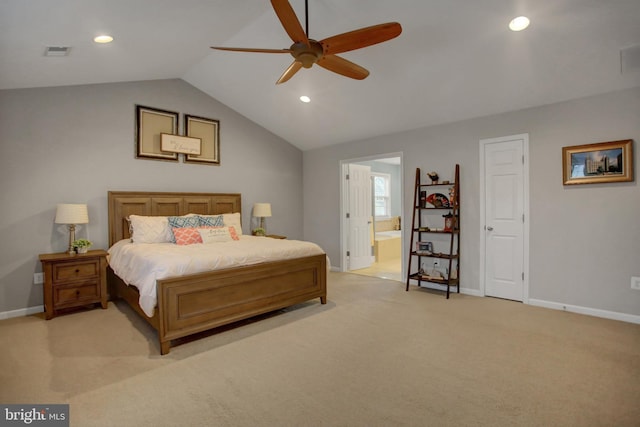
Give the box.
[1,272,639,426]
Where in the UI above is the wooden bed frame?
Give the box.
[107,191,327,355]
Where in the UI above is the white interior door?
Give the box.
[348,164,374,270]
[482,135,527,301]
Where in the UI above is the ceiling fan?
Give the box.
[211,0,402,84]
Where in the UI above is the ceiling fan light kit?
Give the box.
[211,0,402,84]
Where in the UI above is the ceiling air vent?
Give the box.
[620,44,640,74]
[44,46,71,57]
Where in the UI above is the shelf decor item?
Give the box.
[443,213,455,232]
[427,171,439,184]
[426,193,450,208]
[562,139,633,185]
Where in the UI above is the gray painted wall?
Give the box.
[303,87,640,317]
[0,79,303,314]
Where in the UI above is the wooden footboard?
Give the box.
[108,254,326,355]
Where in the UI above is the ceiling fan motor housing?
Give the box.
[291,40,323,68]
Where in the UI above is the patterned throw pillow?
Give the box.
[168,215,200,228]
[198,215,224,227]
[172,227,203,245]
[168,215,201,243]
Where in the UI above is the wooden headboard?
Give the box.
[108,191,242,246]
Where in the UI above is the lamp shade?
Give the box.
[253,203,272,218]
[55,204,89,224]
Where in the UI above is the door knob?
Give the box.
[486,226,494,231]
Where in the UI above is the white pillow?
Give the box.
[129,215,173,243]
[191,212,243,235]
[222,213,243,236]
[198,227,233,243]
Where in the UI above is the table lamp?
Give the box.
[253,203,272,234]
[55,204,89,254]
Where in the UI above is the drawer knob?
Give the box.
[75,269,80,273]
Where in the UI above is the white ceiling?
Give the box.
[2,0,639,151]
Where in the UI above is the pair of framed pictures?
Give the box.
[135,105,220,165]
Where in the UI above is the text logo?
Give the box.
[1,405,69,427]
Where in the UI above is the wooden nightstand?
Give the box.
[39,250,108,319]
[266,234,286,239]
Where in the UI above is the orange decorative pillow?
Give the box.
[172,227,203,245]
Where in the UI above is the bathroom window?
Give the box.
[372,173,391,218]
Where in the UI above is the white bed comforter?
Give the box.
[108,235,327,317]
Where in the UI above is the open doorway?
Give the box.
[340,153,403,282]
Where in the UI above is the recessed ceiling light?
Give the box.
[93,35,114,44]
[299,95,311,103]
[509,16,530,32]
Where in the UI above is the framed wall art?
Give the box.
[562,139,633,185]
[135,105,179,161]
[184,114,220,165]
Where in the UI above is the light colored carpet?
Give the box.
[1,272,639,426]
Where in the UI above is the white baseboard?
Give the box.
[0,305,43,321]
[528,299,640,324]
[460,287,483,297]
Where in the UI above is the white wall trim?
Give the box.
[460,287,483,297]
[529,299,640,324]
[417,289,639,324]
[0,305,43,320]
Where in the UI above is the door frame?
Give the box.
[339,152,404,275]
[479,134,530,303]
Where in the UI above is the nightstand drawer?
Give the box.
[53,261,99,283]
[53,281,101,308]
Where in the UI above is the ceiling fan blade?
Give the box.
[271,0,309,45]
[276,61,303,84]
[211,46,291,54]
[320,22,402,55]
[317,55,369,80]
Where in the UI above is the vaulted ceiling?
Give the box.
[1,0,639,150]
